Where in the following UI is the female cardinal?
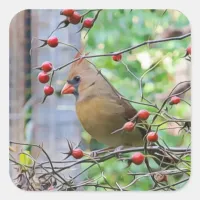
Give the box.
[61,51,147,149]
[61,51,179,167]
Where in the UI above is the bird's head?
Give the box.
[61,49,98,99]
[61,74,81,98]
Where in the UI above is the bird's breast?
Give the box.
[76,97,144,147]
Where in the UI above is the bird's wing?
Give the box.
[94,73,138,120]
[115,96,138,121]
[113,96,148,138]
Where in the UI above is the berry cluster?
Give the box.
[60,9,95,29]
[123,110,150,132]
[33,9,103,102]
[59,9,124,62]
[37,62,54,97]
[129,132,159,166]
[122,109,159,142]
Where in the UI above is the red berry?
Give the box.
[131,152,145,165]
[112,54,122,62]
[123,122,135,132]
[170,96,181,105]
[83,18,94,28]
[44,85,54,96]
[68,12,81,24]
[186,46,191,55]
[41,61,53,72]
[147,132,158,142]
[138,110,150,120]
[72,149,84,159]
[47,36,59,48]
[38,72,50,83]
[61,9,74,17]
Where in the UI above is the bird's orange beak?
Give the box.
[61,83,75,94]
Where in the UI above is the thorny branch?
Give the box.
[10,140,191,191]
[53,33,191,71]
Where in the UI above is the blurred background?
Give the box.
[9,9,83,183]
[9,9,191,190]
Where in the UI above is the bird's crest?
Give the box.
[68,47,97,80]
[72,47,90,66]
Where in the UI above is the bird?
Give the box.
[61,50,147,150]
[60,50,180,167]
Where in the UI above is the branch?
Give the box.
[54,33,191,71]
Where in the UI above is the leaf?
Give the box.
[19,150,33,170]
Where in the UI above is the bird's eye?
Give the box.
[74,76,81,82]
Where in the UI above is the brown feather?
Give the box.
[66,51,146,147]
[76,96,144,147]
